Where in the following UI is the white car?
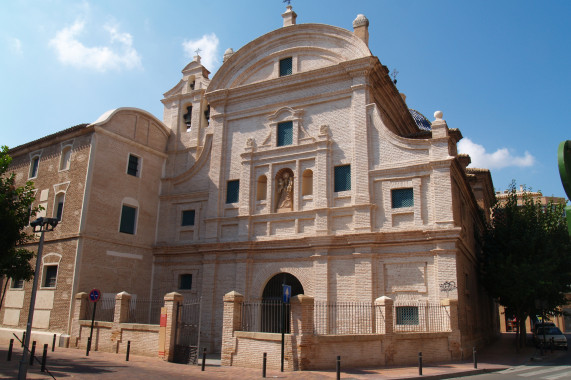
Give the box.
[533,326,568,350]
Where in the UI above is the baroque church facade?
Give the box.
[2,6,497,356]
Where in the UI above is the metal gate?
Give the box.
[173,297,201,364]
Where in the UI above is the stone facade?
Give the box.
[3,5,496,365]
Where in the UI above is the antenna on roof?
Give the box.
[391,69,399,85]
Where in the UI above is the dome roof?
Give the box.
[409,109,432,131]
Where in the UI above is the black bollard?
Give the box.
[30,341,36,365]
[336,356,341,380]
[419,352,423,375]
[540,340,544,356]
[126,341,131,361]
[86,337,91,356]
[41,344,48,372]
[201,347,207,371]
[21,331,26,347]
[52,333,56,352]
[262,352,267,378]
[7,339,13,361]
[473,347,477,369]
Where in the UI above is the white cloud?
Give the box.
[458,138,535,169]
[49,20,142,72]
[182,33,220,72]
[7,37,23,55]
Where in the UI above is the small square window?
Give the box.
[396,306,419,325]
[392,188,414,208]
[120,205,137,234]
[226,180,240,204]
[181,210,195,226]
[127,154,140,177]
[279,57,292,77]
[29,156,40,178]
[11,279,24,289]
[179,274,192,290]
[334,165,351,192]
[43,265,58,288]
[277,121,293,147]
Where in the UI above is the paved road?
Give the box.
[450,343,571,380]
[0,333,566,379]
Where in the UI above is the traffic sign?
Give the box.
[89,289,101,303]
[282,285,291,304]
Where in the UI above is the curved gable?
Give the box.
[90,107,171,152]
[208,23,371,91]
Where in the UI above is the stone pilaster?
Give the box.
[221,291,244,366]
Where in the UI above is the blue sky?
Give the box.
[1,0,570,198]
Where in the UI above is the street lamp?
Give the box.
[18,217,58,380]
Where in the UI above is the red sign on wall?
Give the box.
[160,313,167,327]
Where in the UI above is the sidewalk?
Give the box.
[0,333,564,379]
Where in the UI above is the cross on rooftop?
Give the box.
[283,0,291,5]
[195,48,202,56]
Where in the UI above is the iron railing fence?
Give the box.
[314,301,375,335]
[241,300,291,333]
[393,303,451,333]
[126,297,163,324]
[85,297,115,322]
[238,300,452,336]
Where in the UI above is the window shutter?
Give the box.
[120,205,137,234]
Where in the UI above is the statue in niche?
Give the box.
[275,171,294,212]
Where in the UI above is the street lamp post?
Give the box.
[18,217,58,380]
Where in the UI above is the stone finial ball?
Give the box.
[434,111,443,120]
[353,14,369,28]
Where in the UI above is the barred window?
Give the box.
[334,165,351,192]
[179,274,192,290]
[181,210,195,226]
[392,188,414,208]
[127,154,140,177]
[54,193,65,221]
[396,306,419,325]
[277,121,293,146]
[43,265,58,288]
[279,57,292,77]
[226,180,240,204]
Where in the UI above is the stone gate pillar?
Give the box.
[162,292,183,362]
[221,291,244,366]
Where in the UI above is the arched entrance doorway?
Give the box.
[260,273,304,333]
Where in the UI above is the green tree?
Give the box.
[0,145,41,309]
[481,182,571,349]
